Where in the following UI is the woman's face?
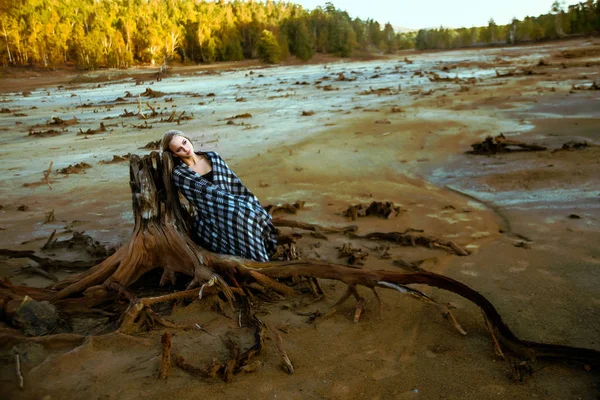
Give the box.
[169,135,194,158]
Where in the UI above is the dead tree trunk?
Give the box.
[51,151,221,302]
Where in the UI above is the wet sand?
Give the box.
[1,39,599,399]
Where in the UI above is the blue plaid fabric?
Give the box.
[172,151,277,262]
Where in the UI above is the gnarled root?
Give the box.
[349,231,469,256]
[116,288,216,334]
[273,218,358,234]
[210,259,599,365]
[266,323,294,374]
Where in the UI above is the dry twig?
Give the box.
[159,332,173,379]
[43,161,53,190]
[15,354,23,389]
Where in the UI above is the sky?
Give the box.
[292,0,584,30]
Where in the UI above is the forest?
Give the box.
[413,1,600,50]
[0,0,599,69]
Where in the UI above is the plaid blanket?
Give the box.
[172,151,277,262]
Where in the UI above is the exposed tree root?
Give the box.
[141,88,165,98]
[28,128,66,138]
[337,243,369,265]
[145,102,158,117]
[47,116,78,127]
[483,310,505,359]
[78,122,107,135]
[57,162,92,175]
[392,258,426,272]
[240,260,599,364]
[348,230,469,256]
[169,300,282,382]
[275,232,302,246]
[266,323,294,374]
[273,218,358,234]
[468,134,547,155]
[377,280,466,335]
[174,352,223,378]
[116,288,225,334]
[51,247,126,299]
[344,201,402,220]
[265,201,305,215]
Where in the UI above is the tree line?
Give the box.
[413,1,600,50]
[1,1,599,70]
[0,0,402,69]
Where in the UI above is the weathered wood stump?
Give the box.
[50,151,220,302]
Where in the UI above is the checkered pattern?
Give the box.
[172,151,277,262]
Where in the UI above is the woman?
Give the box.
[161,130,277,262]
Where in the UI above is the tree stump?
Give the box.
[51,151,222,302]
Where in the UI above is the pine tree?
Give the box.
[292,19,314,60]
[257,29,281,63]
[383,23,396,53]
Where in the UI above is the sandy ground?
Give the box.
[0,39,599,399]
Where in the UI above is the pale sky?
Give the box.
[293,0,583,30]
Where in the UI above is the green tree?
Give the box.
[382,23,396,53]
[0,11,17,64]
[367,19,382,50]
[551,1,565,36]
[457,28,472,47]
[396,32,416,49]
[257,29,281,63]
[277,29,290,60]
[481,18,498,44]
[352,17,368,52]
[285,17,314,60]
[5,0,596,69]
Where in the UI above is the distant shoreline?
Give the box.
[0,53,395,94]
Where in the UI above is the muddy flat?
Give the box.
[1,39,599,399]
